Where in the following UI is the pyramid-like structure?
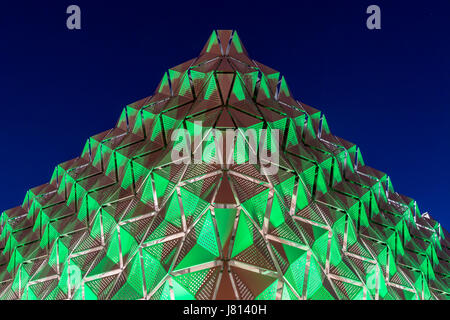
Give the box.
[1,30,449,300]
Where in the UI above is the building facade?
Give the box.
[0,30,448,300]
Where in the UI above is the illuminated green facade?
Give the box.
[0,30,448,300]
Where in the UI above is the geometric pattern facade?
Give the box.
[0,30,449,300]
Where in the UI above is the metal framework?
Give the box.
[0,30,448,300]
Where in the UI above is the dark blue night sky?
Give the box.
[1,0,449,227]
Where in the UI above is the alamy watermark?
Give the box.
[65,5,380,31]
[171,122,280,175]
[66,5,81,30]
[366,5,381,30]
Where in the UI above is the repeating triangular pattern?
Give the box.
[0,30,448,300]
